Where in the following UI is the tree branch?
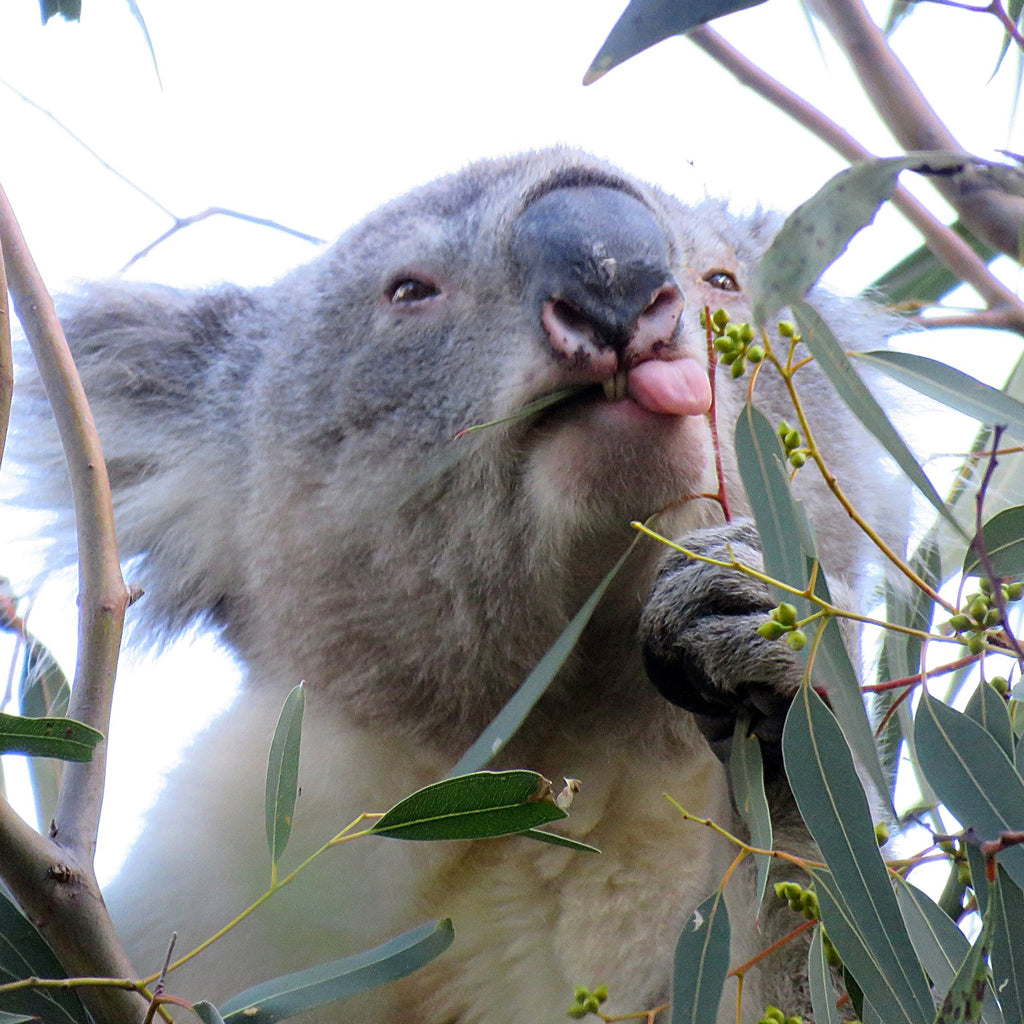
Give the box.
[811,0,1024,259]
[0,236,10,469]
[688,25,1024,333]
[0,180,145,1023]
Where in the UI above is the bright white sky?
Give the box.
[1,0,1022,884]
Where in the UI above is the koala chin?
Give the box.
[19,148,903,1022]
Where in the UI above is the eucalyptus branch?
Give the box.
[909,0,1024,52]
[811,0,1024,260]
[0,181,143,1024]
[688,25,1024,330]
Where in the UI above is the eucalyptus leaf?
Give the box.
[894,876,1004,1024]
[991,866,1024,1023]
[729,716,772,907]
[964,681,1014,761]
[807,926,842,1024]
[219,919,454,1023]
[964,505,1024,579]
[853,350,1024,434]
[0,712,102,762]
[812,869,931,1024]
[450,537,637,776]
[915,693,1024,891]
[265,682,305,866]
[192,1003,228,1024]
[794,302,965,538]
[784,688,933,1021]
[671,889,730,1024]
[750,153,974,326]
[521,828,600,854]
[0,889,88,1024]
[370,770,565,841]
[583,0,766,85]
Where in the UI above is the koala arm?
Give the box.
[640,519,801,778]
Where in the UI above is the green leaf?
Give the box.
[750,153,975,326]
[811,868,931,1024]
[583,0,767,85]
[265,683,305,866]
[784,687,933,1021]
[991,866,1024,1024]
[870,221,996,305]
[934,866,998,1024]
[671,889,730,1024]
[0,1013,40,1023]
[219,919,454,1023]
[734,401,813,596]
[0,889,89,1024]
[853,350,1024,434]
[915,693,1024,891]
[964,681,1014,761]
[894,876,1004,1024]
[794,302,965,538]
[729,715,771,907]
[807,926,842,1024]
[520,828,600,854]
[370,771,566,841]
[192,1003,227,1024]
[964,505,1024,579]
[450,537,637,776]
[0,712,101,762]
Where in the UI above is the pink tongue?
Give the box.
[627,358,712,417]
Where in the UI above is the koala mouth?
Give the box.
[600,358,712,417]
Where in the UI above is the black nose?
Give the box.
[513,185,683,356]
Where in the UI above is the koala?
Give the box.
[16,149,903,1023]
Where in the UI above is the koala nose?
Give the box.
[513,185,684,359]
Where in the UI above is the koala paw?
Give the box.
[640,519,801,771]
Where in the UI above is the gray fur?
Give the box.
[15,148,904,1022]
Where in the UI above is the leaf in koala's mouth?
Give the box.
[452,386,588,439]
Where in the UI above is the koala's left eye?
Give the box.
[704,270,740,292]
[390,278,441,303]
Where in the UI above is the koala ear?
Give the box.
[17,283,255,639]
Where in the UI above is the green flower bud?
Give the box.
[968,635,986,656]
[567,1005,589,1019]
[584,996,601,1014]
[786,629,807,651]
[778,321,796,338]
[592,985,608,1004]
[714,337,733,354]
[738,322,756,344]
[783,430,801,451]
[984,607,1002,627]
[789,451,807,469]
[747,344,765,363]
[948,614,973,632]
[573,985,589,1003]
[969,597,990,622]
[758,620,789,640]
[712,308,730,330]
[730,359,746,378]
[777,419,792,437]
[874,821,890,846]
[1008,581,1024,601]
[990,676,1010,697]
[979,576,993,595]
[775,602,798,626]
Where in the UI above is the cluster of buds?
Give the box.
[757,602,807,651]
[943,576,1023,656]
[758,1006,804,1024]
[566,984,608,1019]
[776,419,808,469]
[775,881,841,967]
[701,308,765,378]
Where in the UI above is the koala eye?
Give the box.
[389,278,441,304]
[703,270,740,292]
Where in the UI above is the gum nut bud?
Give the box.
[592,986,608,1004]
[948,614,973,632]
[720,349,739,364]
[584,996,601,1014]
[574,986,589,1003]
[874,822,890,846]
[984,607,1002,627]
[776,602,798,626]
[958,862,972,886]
[778,321,795,337]
[747,344,765,363]
[567,1005,588,1019]
[730,359,746,378]
[712,308,731,329]
[990,676,1009,696]
[968,635,986,655]
[714,336,733,353]
[777,419,792,437]
[789,451,807,468]
[775,881,797,899]
[725,324,743,341]
[758,620,788,640]
[739,322,756,344]
[979,576,993,594]
[1009,581,1024,601]
[786,629,807,651]
[969,597,989,621]
[784,430,801,451]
